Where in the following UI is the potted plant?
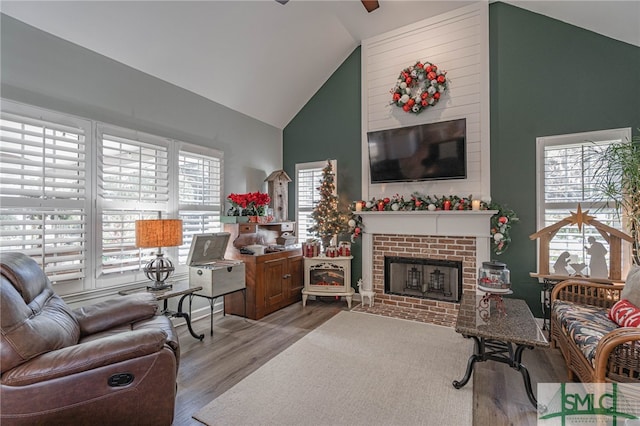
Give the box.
[591,133,640,264]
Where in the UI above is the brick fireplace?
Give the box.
[357,210,495,327]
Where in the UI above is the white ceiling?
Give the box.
[1,1,639,129]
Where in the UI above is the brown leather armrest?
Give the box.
[1,328,168,386]
[73,293,159,336]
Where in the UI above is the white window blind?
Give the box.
[101,210,159,276]
[99,132,169,203]
[0,209,86,283]
[178,146,223,263]
[97,126,171,278]
[0,109,89,288]
[537,128,631,275]
[1,100,223,295]
[296,160,336,242]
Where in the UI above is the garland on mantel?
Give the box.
[350,193,519,255]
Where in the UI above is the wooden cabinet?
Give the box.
[224,248,303,320]
[286,254,304,300]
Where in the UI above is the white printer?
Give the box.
[186,233,246,298]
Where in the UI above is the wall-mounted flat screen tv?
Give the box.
[367,118,466,183]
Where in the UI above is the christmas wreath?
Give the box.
[389,60,448,114]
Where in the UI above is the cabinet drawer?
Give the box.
[238,224,257,234]
[280,222,295,232]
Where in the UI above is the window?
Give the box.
[97,125,171,283]
[536,128,631,275]
[0,100,223,295]
[0,108,91,294]
[295,160,336,242]
[177,145,223,264]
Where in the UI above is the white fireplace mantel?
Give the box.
[357,210,497,237]
[358,210,497,291]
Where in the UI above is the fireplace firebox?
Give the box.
[384,256,462,303]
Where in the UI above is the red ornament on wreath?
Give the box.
[389,60,448,114]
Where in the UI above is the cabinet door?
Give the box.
[263,258,285,311]
[286,255,304,301]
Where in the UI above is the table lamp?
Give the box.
[135,219,183,290]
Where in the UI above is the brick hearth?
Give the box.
[364,234,476,327]
[357,210,495,327]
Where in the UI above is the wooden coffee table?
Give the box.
[452,293,549,408]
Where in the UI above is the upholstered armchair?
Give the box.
[0,252,180,425]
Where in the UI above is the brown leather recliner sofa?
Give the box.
[0,252,180,425]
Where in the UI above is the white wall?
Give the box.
[361,3,490,201]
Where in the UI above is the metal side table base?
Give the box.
[452,335,538,408]
[166,294,204,341]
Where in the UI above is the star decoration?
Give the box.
[565,204,595,231]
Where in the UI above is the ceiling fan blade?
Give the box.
[361,0,379,13]
[275,0,289,4]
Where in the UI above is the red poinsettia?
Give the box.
[227,193,249,208]
[247,191,271,207]
[227,192,271,216]
[227,192,270,208]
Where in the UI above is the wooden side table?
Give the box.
[119,282,205,341]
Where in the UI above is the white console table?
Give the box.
[302,256,354,308]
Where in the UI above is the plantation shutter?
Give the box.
[538,129,628,274]
[0,110,89,286]
[97,126,170,277]
[99,132,170,203]
[178,146,223,263]
[1,100,225,293]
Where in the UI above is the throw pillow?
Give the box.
[621,264,640,307]
[609,299,640,327]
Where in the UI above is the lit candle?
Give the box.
[355,201,363,212]
[472,199,481,211]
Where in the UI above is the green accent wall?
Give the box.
[490,2,640,316]
[283,47,362,287]
[283,3,640,313]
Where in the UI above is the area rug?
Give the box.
[193,311,473,426]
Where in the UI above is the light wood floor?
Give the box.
[174,299,567,426]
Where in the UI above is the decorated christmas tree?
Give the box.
[308,160,351,250]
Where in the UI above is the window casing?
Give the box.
[0,100,223,295]
[0,107,91,294]
[295,160,336,243]
[177,145,222,264]
[97,125,172,286]
[536,128,632,276]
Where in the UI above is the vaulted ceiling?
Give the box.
[1,1,638,129]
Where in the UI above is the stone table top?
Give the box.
[455,293,548,347]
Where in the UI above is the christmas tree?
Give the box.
[308,160,351,249]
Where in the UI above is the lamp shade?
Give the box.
[135,219,183,248]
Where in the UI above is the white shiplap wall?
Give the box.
[361,2,490,201]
